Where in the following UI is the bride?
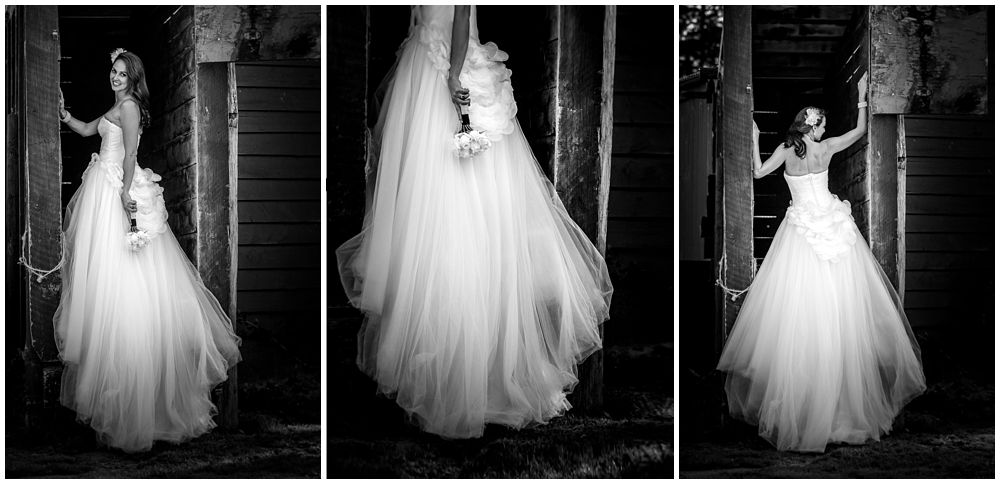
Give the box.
[716,72,926,452]
[337,6,613,439]
[55,49,241,453]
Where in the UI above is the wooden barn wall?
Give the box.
[606,6,672,344]
[235,61,321,354]
[870,6,990,116]
[902,115,992,328]
[678,87,712,261]
[135,6,200,260]
[825,9,871,241]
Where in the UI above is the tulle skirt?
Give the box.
[336,33,613,438]
[717,210,926,452]
[54,156,241,453]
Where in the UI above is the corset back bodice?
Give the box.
[782,169,857,261]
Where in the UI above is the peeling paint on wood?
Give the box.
[194,6,320,64]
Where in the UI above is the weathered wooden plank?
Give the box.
[239,201,320,223]
[235,63,321,88]
[195,6,320,63]
[611,125,672,155]
[606,219,669,250]
[906,233,992,251]
[238,156,319,179]
[906,176,993,195]
[904,291,956,309]
[238,223,320,245]
[869,115,900,288]
[905,270,968,291]
[612,94,670,124]
[238,111,320,133]
[238,133,320,156]
[903,136,990,159]
[906,194,993,214]
[236,288,321,313]
[718,5,755,337]
[236,268,320,291]
[905,158,992,176]
[238,245,320,269]
[905,214,992,233]
[903,116,992,139]
[236,87,320,112]
[871,6,989,115]
[22,6,63,366]
[906,251,988,270]
[607,190,670,218]
[237,180,320,201]
[609,156,671,188]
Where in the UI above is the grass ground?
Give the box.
[679,330,995,479]
[327,316,673,478]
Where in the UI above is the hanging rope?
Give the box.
[18,228,64,283]
[715,148,759,302]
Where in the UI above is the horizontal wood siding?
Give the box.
[235,62,321,326]
[903,115,993,328]
[606,6,671,345]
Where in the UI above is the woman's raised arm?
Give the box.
[824,72,868,155]
[752,121,787,179]
[58,88,102,137]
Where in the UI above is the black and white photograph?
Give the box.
[6,5,321,478]
[678,5,993,478]
[329,5,672,478]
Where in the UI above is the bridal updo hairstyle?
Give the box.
[112,50,151,129]
[783,106,826,159]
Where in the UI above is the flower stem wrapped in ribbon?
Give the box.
[126,215,151,251]
[454,105,492,159]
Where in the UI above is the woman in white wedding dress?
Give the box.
[337,6,613,439]
[55,49,241,453]
[716,73,926,452]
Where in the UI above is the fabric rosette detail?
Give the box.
[129,167,169,238]
[785,195,857,262]
[417,26,451,76]
[459,40,517,141]
[84,153,125,191]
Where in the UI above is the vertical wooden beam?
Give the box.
[895,116,907,300]
[868,115,899,290]
[716,6,754,339]
[550,5,615,412]
[20,6,64,422]
[195,61,238,427]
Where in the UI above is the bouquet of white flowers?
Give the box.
[126,216,151,251]
[454,105,492,159]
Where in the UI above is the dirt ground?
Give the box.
[327,316,673,478]
[679,329,995,479]
[6,327,322,479]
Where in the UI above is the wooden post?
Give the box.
[715,6,754,341]
[868,115,900,290]
[548,5,615,412]
[19,5,64,424]
[196,61,239,428]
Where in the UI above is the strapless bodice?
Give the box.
[782,169,857,262]
[784,170,835,208]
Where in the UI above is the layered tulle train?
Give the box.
[337,11,613,439]
[717,184,926,452]
[55,131,241,452]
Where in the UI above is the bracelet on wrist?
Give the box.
[857,101,868,108]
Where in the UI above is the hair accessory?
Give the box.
[857,101,868,108]
[110,48,127,64]
[804,108,821,128]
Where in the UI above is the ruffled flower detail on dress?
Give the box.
[84,152,125,191]
[459,40,517,141]
[129,167,169,238]
[785,195,857,262]
[417,26,451,76]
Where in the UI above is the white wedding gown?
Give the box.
[336,6,613,439]
[55,116,241,453]
[717,169,926,452]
